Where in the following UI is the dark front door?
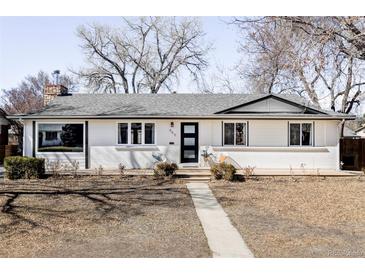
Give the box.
[181,123,199,163]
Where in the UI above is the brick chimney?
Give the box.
[43,84,68,106]
[43,70,69,106]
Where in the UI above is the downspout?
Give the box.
[338,119,346,170]
[339,119,346,138]
[19,118,25,156]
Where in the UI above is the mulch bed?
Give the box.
[0,175,210,258]
[210,176,365,258]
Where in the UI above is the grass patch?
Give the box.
[210,176,365,257]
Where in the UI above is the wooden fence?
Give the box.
[340,137,365,171]
[0,145,19,164]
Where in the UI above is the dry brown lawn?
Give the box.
[210,176,365,258]
[0,176,210,258]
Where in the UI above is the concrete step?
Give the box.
[175,173,211,178]
[176,169,210,173]
[176,170,211,176]
[179,177,211,182]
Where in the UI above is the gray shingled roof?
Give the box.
[23,93,351,118]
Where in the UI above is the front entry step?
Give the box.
[175,172,211,181]
[178,176,211,182]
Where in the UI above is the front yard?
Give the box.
[2,172,364,258]
[0,176,210,257]
[210,176,365,257]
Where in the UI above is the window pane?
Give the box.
[144,123,155,144]
[38,123,83,152]
[131,123,142,144]
[236,123,246,145]
[45,131,58,141]
[290,124,300,146]
[184,150,196,159]
[184,137,195,146]
[224,123,234,145]
[302,123,312,146]
[184,125,195,134]
[118,123,128,144]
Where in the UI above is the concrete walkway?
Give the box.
[187,182,254,258]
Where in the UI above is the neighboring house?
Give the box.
[0,108,10,164]
[8,85,355,170]
[38,124,63,147]
[0,108,9,146]
[355,125,365,137]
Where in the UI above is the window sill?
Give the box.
[114,145,159,151]
[212,146,329,153]
[36,151,85,154]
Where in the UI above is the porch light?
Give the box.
[170,122,174,127]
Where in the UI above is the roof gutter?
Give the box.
[6,114,357,120]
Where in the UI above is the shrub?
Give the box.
[69,160,80,178]
[45,160,62,177]
[118,163,125,177]
[95,165,104,176]
[154,162,178,177]
[210,162,236,181]
[242,166,255,180]
[210,164,223,180]
[4,156,45,180]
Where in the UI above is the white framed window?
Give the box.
[118,123,128,144]
[117,122,156,145]
[223,122,247,146]
[289,122,313,146]
[144,123,155,144]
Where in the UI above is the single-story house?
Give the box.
[8,85,355,170]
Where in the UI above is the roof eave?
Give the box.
[214,94,329,115]
[7,114,356,120]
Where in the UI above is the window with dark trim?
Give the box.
[118,123,128,144]
[38,123,84,152]
[144,123,155,144]
[289,122,313,146]
[117,122,156,145]
[131,123,142,144]
[224,122,247,146]
[224,123,234,145]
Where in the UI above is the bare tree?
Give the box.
[1,71,76,115]
[275,17,365,61]
[1,71,76,151]
[197,64,245,94]
[76,17,210,94]
[233,17,365,114]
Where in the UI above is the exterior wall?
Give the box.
[23,119,85,168]
[232,98,303,113]
[212,146,339,169]
[23,118,342,170]
[212,119,341,170]
[89,120,179,169]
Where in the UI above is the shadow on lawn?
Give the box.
[0,178,189,237]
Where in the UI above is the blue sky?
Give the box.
[0,16,239,91]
